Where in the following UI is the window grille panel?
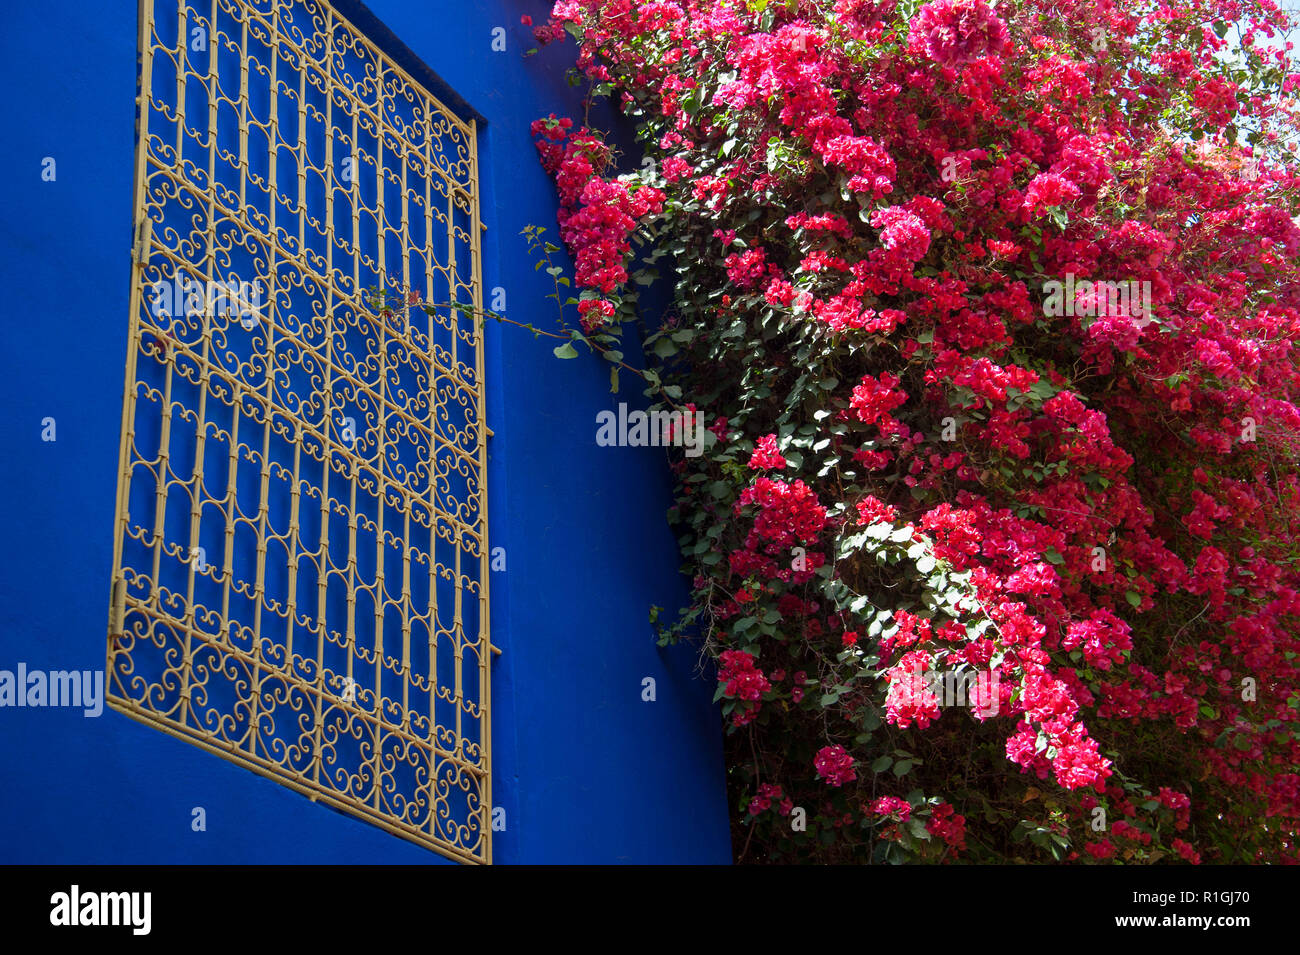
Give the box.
[108,0,492,864]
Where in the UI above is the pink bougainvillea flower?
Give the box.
[913,0,1010,69]
[814,745,857,787]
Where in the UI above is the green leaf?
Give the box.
[870,755,893,773]
[653,337,678,358]
[1125,590,1142,609]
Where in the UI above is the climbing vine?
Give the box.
[520,0,1300,863]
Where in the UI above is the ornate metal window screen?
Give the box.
[108,0,491,863]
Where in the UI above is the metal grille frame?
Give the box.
[108,0,492,864]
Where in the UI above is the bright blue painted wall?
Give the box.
[0,0,731,864]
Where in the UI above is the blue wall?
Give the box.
[0,0,730,864]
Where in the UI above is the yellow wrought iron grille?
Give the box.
[108,0,492,863]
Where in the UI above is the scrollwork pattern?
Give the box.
[109,0,488,864]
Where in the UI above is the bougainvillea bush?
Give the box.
[526,0,1300,862]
